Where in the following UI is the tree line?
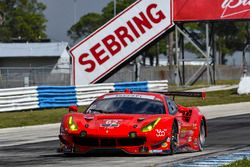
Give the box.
[0,0,47,42]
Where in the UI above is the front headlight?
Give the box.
[68,116,78,131]
[141,117,161,132]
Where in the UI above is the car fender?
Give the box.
[190,107,207,138]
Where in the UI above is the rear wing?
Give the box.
[157,91,206,100]
[110,89,206,100]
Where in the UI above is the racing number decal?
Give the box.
[101,120,120,128]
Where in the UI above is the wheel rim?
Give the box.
[199,122,206,148]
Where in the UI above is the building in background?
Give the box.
[0,42,70,88]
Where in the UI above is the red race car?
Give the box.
[58,90,207,155]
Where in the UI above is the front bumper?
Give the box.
[58,134,171,154]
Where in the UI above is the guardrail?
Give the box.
[0,86,39,112]
[0,80,168,112]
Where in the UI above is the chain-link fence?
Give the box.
[105,65,250,84]
[0,67,70,88]
[0,65,249,88]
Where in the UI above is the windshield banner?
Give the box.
[174,0,250,21]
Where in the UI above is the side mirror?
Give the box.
[177,105,188,113]
[178,105,192,122]
[68,105,78,113]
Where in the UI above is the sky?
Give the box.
[38,0,111,44]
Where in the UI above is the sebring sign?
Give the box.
[70,0,173,85]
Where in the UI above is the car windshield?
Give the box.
[86,97,165,114]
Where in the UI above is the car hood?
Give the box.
[74,114,170,137]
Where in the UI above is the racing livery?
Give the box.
[58,90,207,155]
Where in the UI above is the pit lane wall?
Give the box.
[0,80,168,112]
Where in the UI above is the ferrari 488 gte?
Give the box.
[58,90,207,155]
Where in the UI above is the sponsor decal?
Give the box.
[221,0,250,18]
[180,131,186,138]
[193,122,198,129]
[150,150,163,153]
[180,129,193,138]
[188,136,192,142]
[104,94,155,100]
[155,129,167,137]
[101,119,121,128]
[155,97,163,102]
[161,142,168,148]
[174,0,250,21]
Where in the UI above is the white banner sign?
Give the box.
[70,0,173,85]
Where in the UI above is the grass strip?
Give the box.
[0,108,68,128]
[175,88,250,107]
[220,158,250,167]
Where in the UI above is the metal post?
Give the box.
[176,26,208,58]
[181,25,185,85]
[135,55,142,81]
[243,22,250,77]
[206,23,211,85]
[211,23,216,84]
[175,26,180,86]
[137,59,141,81]
[133,60,138,81]
[167,32,174,82]
[242,45,249,77]
[168,32,173,68]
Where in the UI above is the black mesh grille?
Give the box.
[118,138,146,146]
[73,137,99,146]
[100,138,116,147]
[73,137,146,147]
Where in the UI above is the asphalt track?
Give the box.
[1,113,250,167]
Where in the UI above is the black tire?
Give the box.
[198,120,206,151]
[170,122,178,154]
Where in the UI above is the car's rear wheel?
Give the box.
[198,120,206,151]
[170,122,178,154]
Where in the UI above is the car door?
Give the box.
[165,97,193,146]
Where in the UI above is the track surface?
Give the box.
[1,114,250,167]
